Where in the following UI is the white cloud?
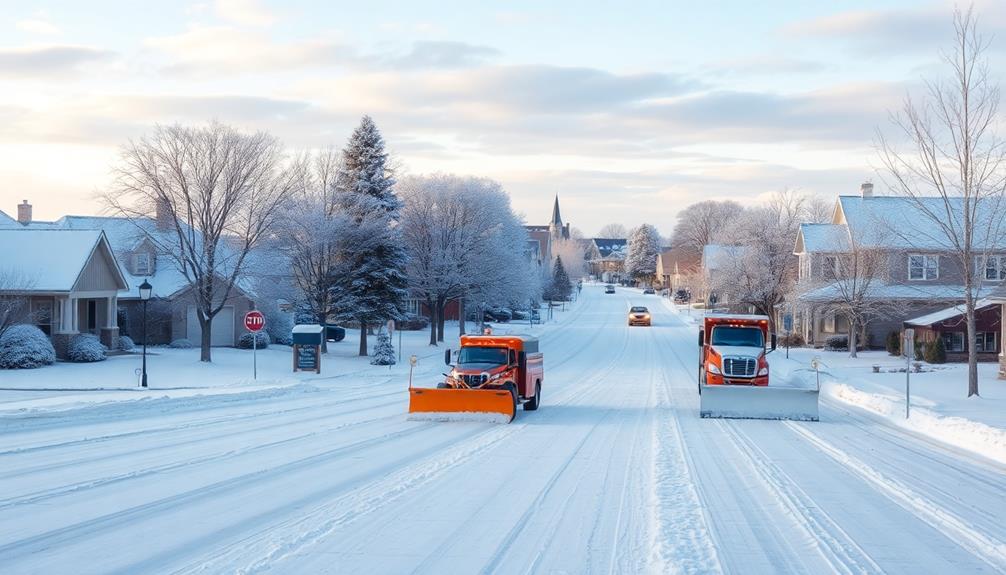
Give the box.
[16,18,61,36]
[214,0,276,27]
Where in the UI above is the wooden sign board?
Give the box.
[293,344,321,373]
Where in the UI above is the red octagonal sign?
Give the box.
[244,310,265,332]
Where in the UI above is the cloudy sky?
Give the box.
[2,0,1005,236]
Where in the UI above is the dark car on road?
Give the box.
[604,284,616,294]
[643,287,655,294]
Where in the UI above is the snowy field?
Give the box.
[1,287,1004,573]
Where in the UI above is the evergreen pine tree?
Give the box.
[370,328,396,365]
[550,256,572,301]
[331,116,408,356]
[625,224,662,285]
[886,331,901,356]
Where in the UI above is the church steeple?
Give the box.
[551,194,563,227]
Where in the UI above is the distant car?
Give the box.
[325,324,346,342]
[604,284,616,294]
[628,306,651,326]
[484,308,512,323]
[643,287,655,294]
[673,289,691,304]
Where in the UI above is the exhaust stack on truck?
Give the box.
[698,314,818,421]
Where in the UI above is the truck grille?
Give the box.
[461,374,488,387]
[723,357,756,377]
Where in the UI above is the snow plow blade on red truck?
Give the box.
[698,315,819,421]
[408,334,543,424]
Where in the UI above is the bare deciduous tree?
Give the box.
[596,223,628,239]
[0,269,36,336]
[877,7,1006,395]
[109,122,299,362]
[670,200,744,253]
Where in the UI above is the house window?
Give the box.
[976,255,1006,281]
[975,331,997,352]
[908,255,938,280]
[134,252,152,276]
[823,256,839,280]
[824,313,836,333]
[32,300,52,336]
[941,331,965,352]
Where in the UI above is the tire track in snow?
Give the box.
[648,368,723,575]
[785,421,1006,572]
[0,422,456,565]
[0,384,404,456]
[0,410,403,511]
[718,421,884,575]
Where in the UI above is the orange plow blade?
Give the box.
[408,387,515,423]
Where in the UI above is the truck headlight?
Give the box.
[758,367,768,376]
[707,363,721,375]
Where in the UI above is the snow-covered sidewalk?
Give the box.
[775,348,1006,464]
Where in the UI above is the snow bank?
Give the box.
[775,351,1006,465]
[825,381,1006,465]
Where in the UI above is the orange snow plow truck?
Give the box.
[408,334,543,423]
[698,315,818,421]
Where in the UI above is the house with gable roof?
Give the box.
[0,227,128,357]
[1,200,260,348]
[586,238,628,283]
[791,182,1006,348]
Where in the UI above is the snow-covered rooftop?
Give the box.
[0,229,108,291]
[838,195,1006,250]
[904,298,997,326]
[796,223,850,253]
[798,282,967,303]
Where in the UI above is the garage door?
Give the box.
[186,305,235,346]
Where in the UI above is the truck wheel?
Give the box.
[502,382,518,422]
[524,381,541,411]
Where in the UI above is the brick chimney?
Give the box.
[16,200,31,224]
[861,182,874,199]
[155,197,172,231]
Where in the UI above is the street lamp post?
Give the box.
[139,279,152,388]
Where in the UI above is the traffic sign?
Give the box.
[245,310,265,332]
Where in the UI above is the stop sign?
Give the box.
[244,310,265,332]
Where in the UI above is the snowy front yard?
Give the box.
[0,315,570,415]
[776,348,1006,464]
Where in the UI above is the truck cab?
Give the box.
[699,315,776,388]
[443,335,544,411]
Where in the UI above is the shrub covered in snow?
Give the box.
[238,331,270,349]
[370,329,396,365]
[119,335,135,351]
[0,324,56,369]
[778,332,805,347]
[67,333,107,363]
[824,335,848,351]
[170,338,194,349]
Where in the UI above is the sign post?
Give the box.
[903,328,914,419]
[244,310,266,380]
[783,313,793,359]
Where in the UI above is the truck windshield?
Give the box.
[458,347,508,365]
[711,326,764,347]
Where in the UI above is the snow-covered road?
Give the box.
[1,287,1004,574]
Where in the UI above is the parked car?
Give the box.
[673,289,691,304]
[604,284,616,294]
[484,308,512,323]
[643,287,655,294]
[325,324,346,342]
[510,309,529,320]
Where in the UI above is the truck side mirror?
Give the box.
[698,332,704,347]
[771,334,778,351]
[444,349,452,366]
